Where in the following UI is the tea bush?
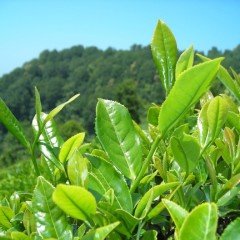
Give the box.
[0,20,239,240]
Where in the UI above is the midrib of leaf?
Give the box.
[105,105,135,178]
[40,180,60,239]
[60,188,90,220]
[202,205,211,240]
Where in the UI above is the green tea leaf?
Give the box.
[59,132,85,163]
[170,133,200,174]
[197,54,240,102]
[34,87,42,129]
[217,173,240,199]
[67,151,89,187]
[52,184,97,221]
[86,154,133,213]
[179,203,218,240]
[206,96,229,143]
[82,222,119,240]
[11,232,30,240]
[32,177,72,239]
[176,45,194,78]
[0,97,30,149]
[135,182,179,218]
[147,105,160,126]
[96,99,142,180]
[220,217,240,240]
[0,206,14,229]
[151,20,177,95]
[141,230,158,240]
[162,199,188,231]
[43,94,80,124]
[158,58,222,136]
[227,111,240,134]
[32,113,64,173]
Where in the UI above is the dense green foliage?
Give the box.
[0,20,240,239]
[0,36,240,167]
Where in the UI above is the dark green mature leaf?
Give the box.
[0,206,14,229]
[170,134,200,174]
[158,58,222,136]
[86,154,133,213]
[96,99,142,180]
[135,182,179,218]
[176,45,194,78]
[82,222,120,240]
[220,217,240,240]
[141,230,158,240]
[217,173,240,199]
[151,20,177,95]
[32,113,64,173]
[227,111,240,134]
[32,177,72,239]
[59,132,85,163]
[162,199,188,232]
[179,203,218,240]
[147,105,160,126]
[52,184,97,221]
[0,97,30,148]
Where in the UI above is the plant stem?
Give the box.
[30,148,40,176]
[130,134,162,193]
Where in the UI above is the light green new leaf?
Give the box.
[197,54,240,102]
[198,102,210,147]
[0,97,30,149]
[96,99,142,180]
[176,45,194,78]
[86,154,133,213]
[0,206,14,229]
[11,232,30,240]
[82,222,119,240]
[158,58,222,136]
[207,96,229,143]
[170,133,200,174]
[220,217,240,240]
[43,94,80,124]
[162,199,188,231]
[32,177,72,239]
[179,203,218,240]
[59,132,85,163]
[135,182,179,218]
[32,113,64,173]
[151,20,177,95]
[34,87,42,129]
[67,151,89,187]
[52,184,97,221]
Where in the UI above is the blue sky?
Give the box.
[0,0,239,76]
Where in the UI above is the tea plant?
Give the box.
[0,20,240,239]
